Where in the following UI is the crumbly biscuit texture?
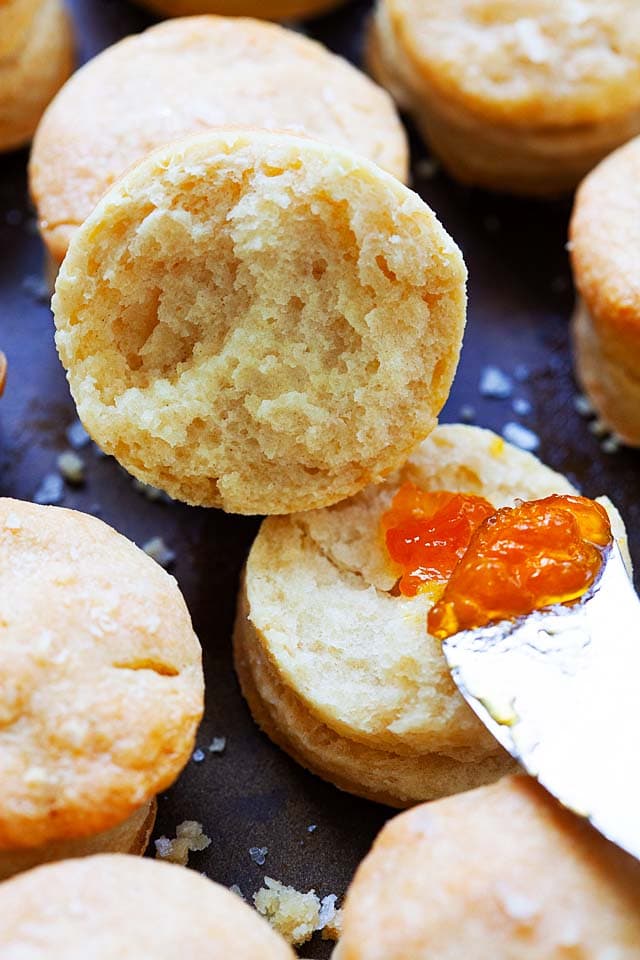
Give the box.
[0,855,296,958]
[0,499,203,849]
[0,0,73,152]
[30,15,407,262]
[135,0,344,18]
[234,425,593,805]
[334,775,640,959]
[381,0,640,125]
[53,129,466,515]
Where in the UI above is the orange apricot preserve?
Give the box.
[381,484,495,598]
[427,494,612,639]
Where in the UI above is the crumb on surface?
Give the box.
[208,736,227,753]
[253,877,342,946]
[66,418,91,449]
[57,450,86,485]
[479,365,513,399]
[154,820,211,867]
[192,748,205,763]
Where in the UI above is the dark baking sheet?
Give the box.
[0,1,638,955]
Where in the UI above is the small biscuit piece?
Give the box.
[30,15,408,264]
[0,0,73,153]
[233,424,591,807]
[52,129,466,515]
[0,854,296,958]
[0,498,203,879]
[133,0,345,20]
[570,135,640,446]
[333,775,640,959]
[368,0,640,195]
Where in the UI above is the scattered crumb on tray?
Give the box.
[479,365,513,399]
[208,736,227,753]
[154,820,211,867]
[57,450,85,485]
[192,748,206,763]
[253,877,342,946]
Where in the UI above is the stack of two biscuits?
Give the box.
[0,0,73,153]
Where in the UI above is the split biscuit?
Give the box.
[0,498,203,879]
[570,135,640,446]
[333,775,640,959]
[30,15,408,264]
[0,854,296,958]
[52,129,466,515]
[368,0,640,195]
[0,0,73,153]
[233,424,626,807]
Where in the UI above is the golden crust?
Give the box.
[570,137,640,368]
[381,0,640,126]
[52,129,466,515]
[0,854,297,958]
[368,0,640,194]
[233,425,590,806]
[572,301,640,446]
[135,0,344,18]
[0,498,203,849]
[0,0,41,59]
[30,15,407,264]
[0,0,74,153]
[334,776,640,959]
[0,799,156,882]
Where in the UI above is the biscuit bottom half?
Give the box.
[572,299,640,447]
[0,798,156,882]
[234,600,515,808]
[367,7,640,196]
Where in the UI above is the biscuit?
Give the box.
[0,0,40,59]
[30,15,408,264]
[0,0,73,153]
[52,129,466,515]
[135,0,343,17]
[570,135,640,446]
[232,424,608,807]
[334,775,640,959]
[0,854,296,958]
[0,498,203,878]
[368,0,640,195]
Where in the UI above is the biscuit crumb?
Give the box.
[57,450,86,485]
[479,365,513,399]
[208,736,227,753]
[66,418,91,449]
[253,877,342,946]
[154,820,211,867]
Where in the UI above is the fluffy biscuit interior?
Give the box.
[53,130,466,513]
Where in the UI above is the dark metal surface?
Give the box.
[0,1,638,955]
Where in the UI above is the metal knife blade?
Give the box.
[443,541,640,860]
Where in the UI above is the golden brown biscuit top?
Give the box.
[0,854,296,958]
[335,775,640,959]
[29,14,407,263]
[0,499,203,850]
[386,0,640,125]
[570,135,640,356]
